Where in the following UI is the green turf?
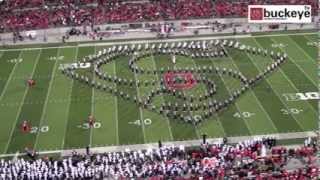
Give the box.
[135,55,173,143]
[35,47,78,151]
[91,47,118,147]
[154,54,199,141]
[6,49,58,153]
[0,50,41,153]
[116,56,145,145]
[0,32,316,155]
[63,47,95,149]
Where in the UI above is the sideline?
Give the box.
[0,32,315,52]
[0,131,316,158]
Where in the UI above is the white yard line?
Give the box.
[286,36,317,65]
[0,32,316,51]
[252,38,317,115]
[168,57,201,140]
[3,49,42,154]
[90,79,94,147]
[150,55,174,140]
[213,62,254,136]
[302,34,316,42]
[245,48,305,131]
[90,46,97,147]
[0,51,21,154]
[60,47,79,150]
[225,47,278,133]
[0,130,315,158]
[269,38,317,87]
[0,56,20,102]
[112,62,120,145]
[34,48,61,149]
[132,60,147,143]
[188,58,218,138]
[278,70,317,114]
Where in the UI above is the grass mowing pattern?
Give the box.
[253,37,316,131]
[91,46,118,146]
[0,50,41,153]
[203,58,251,136]
[63,47,94,149]
[258,37,317,110]
[289,35,317,64]
[135,55,173,143]
[0,51,17,95]
[115,56,144,145]
[35,47,77,151]
[228,42,302,133]
[212,55,278,135]
[189,58,226,138]
[0,33,316,154]
[0,50,26,153]
[6,48,58,153]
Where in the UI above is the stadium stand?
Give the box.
[0,139,318,179]
[0,0,318,32]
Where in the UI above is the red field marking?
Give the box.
[163,72,197,90]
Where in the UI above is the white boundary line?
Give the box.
[0,131,315,158]
[64,32,319,47]
[34,48,61,149]
[0,50,4,58]
[3,49,42,154]
[0,32,316,51]
[85,35,251,48]
[62,131,317,156]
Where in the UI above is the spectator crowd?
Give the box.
[0,137,318,179]
[0,0,318,32]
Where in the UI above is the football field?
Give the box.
[0,32,317,156]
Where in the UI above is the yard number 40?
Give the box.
[129,119,152,126]
[233,112,255,118]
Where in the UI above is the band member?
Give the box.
[88,115,95,127]
[22,120,30,132]
[27,79,35,87]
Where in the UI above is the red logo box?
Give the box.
[250,8,263,20]
[164,72,197,90]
